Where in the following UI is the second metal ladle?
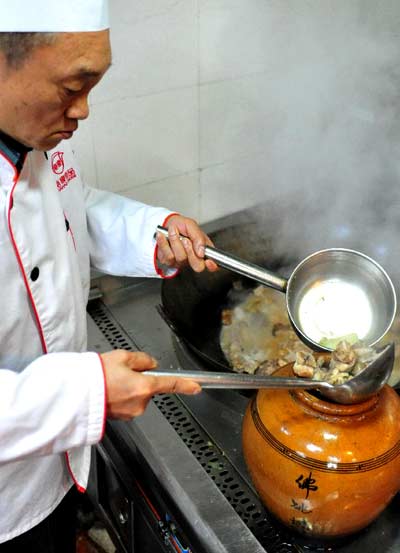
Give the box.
[147,343,395,405]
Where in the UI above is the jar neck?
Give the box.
[291,389,379,418]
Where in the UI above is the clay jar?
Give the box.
[242,366,400,538]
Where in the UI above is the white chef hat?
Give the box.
[0,0,109,32]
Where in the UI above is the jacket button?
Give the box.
[30,267,40,281]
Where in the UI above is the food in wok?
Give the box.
[220,283,400,385]
[220,283,308,375]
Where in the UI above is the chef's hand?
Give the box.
[156,214,218,273]
[101,350,201,420]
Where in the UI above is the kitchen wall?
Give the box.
[71,0,400,229]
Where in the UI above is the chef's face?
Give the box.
[0,30,111,151]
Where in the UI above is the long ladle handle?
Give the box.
[146,369,328,390]
[156,225,287,292]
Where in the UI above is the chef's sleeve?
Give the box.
[84,186,177,277]
[0,352,105,464]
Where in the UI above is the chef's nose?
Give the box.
[65,94,90,121]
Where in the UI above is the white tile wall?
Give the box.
[199,0,297,83]
[71,0,400,226]
[91,0,198,103]
[89,87,198,192]
[200,153,273,222]
[125,171,200,221]
[199,74,287,168]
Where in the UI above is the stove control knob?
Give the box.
[118,511,128,525]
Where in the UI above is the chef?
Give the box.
[0,1,218,551]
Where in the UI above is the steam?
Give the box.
[235,4,400,289]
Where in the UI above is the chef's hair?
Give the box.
[0,33,55,69]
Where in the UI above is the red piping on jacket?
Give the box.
[153,212,180,279]
[65,453,86,493]
[65,354,107,494]
[2,150,48,354]
[96,353,107,439]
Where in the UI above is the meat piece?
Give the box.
[329,340,357,372]
[221,309,233,326]
[272,322,291,336]
[352,345,377,364]
[293,351,316,378]
[255,360,280,376]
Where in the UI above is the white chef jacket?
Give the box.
[0,142,173,543]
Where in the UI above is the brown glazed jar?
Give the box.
[242,366,400,538]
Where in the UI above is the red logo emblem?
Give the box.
[56,168,77,191]
[51,152,64,175]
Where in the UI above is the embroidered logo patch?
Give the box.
[51,151,64,174]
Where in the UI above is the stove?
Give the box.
[86,213,400,553]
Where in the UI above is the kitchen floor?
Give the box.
[76,528,116,553]
[76,495,117,553]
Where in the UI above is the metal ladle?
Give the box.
[147,342,395,405]
[156,226,397,352]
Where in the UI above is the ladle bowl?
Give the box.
[147,342,395,405]
[156,226,397,352]
[287,248,397,352]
